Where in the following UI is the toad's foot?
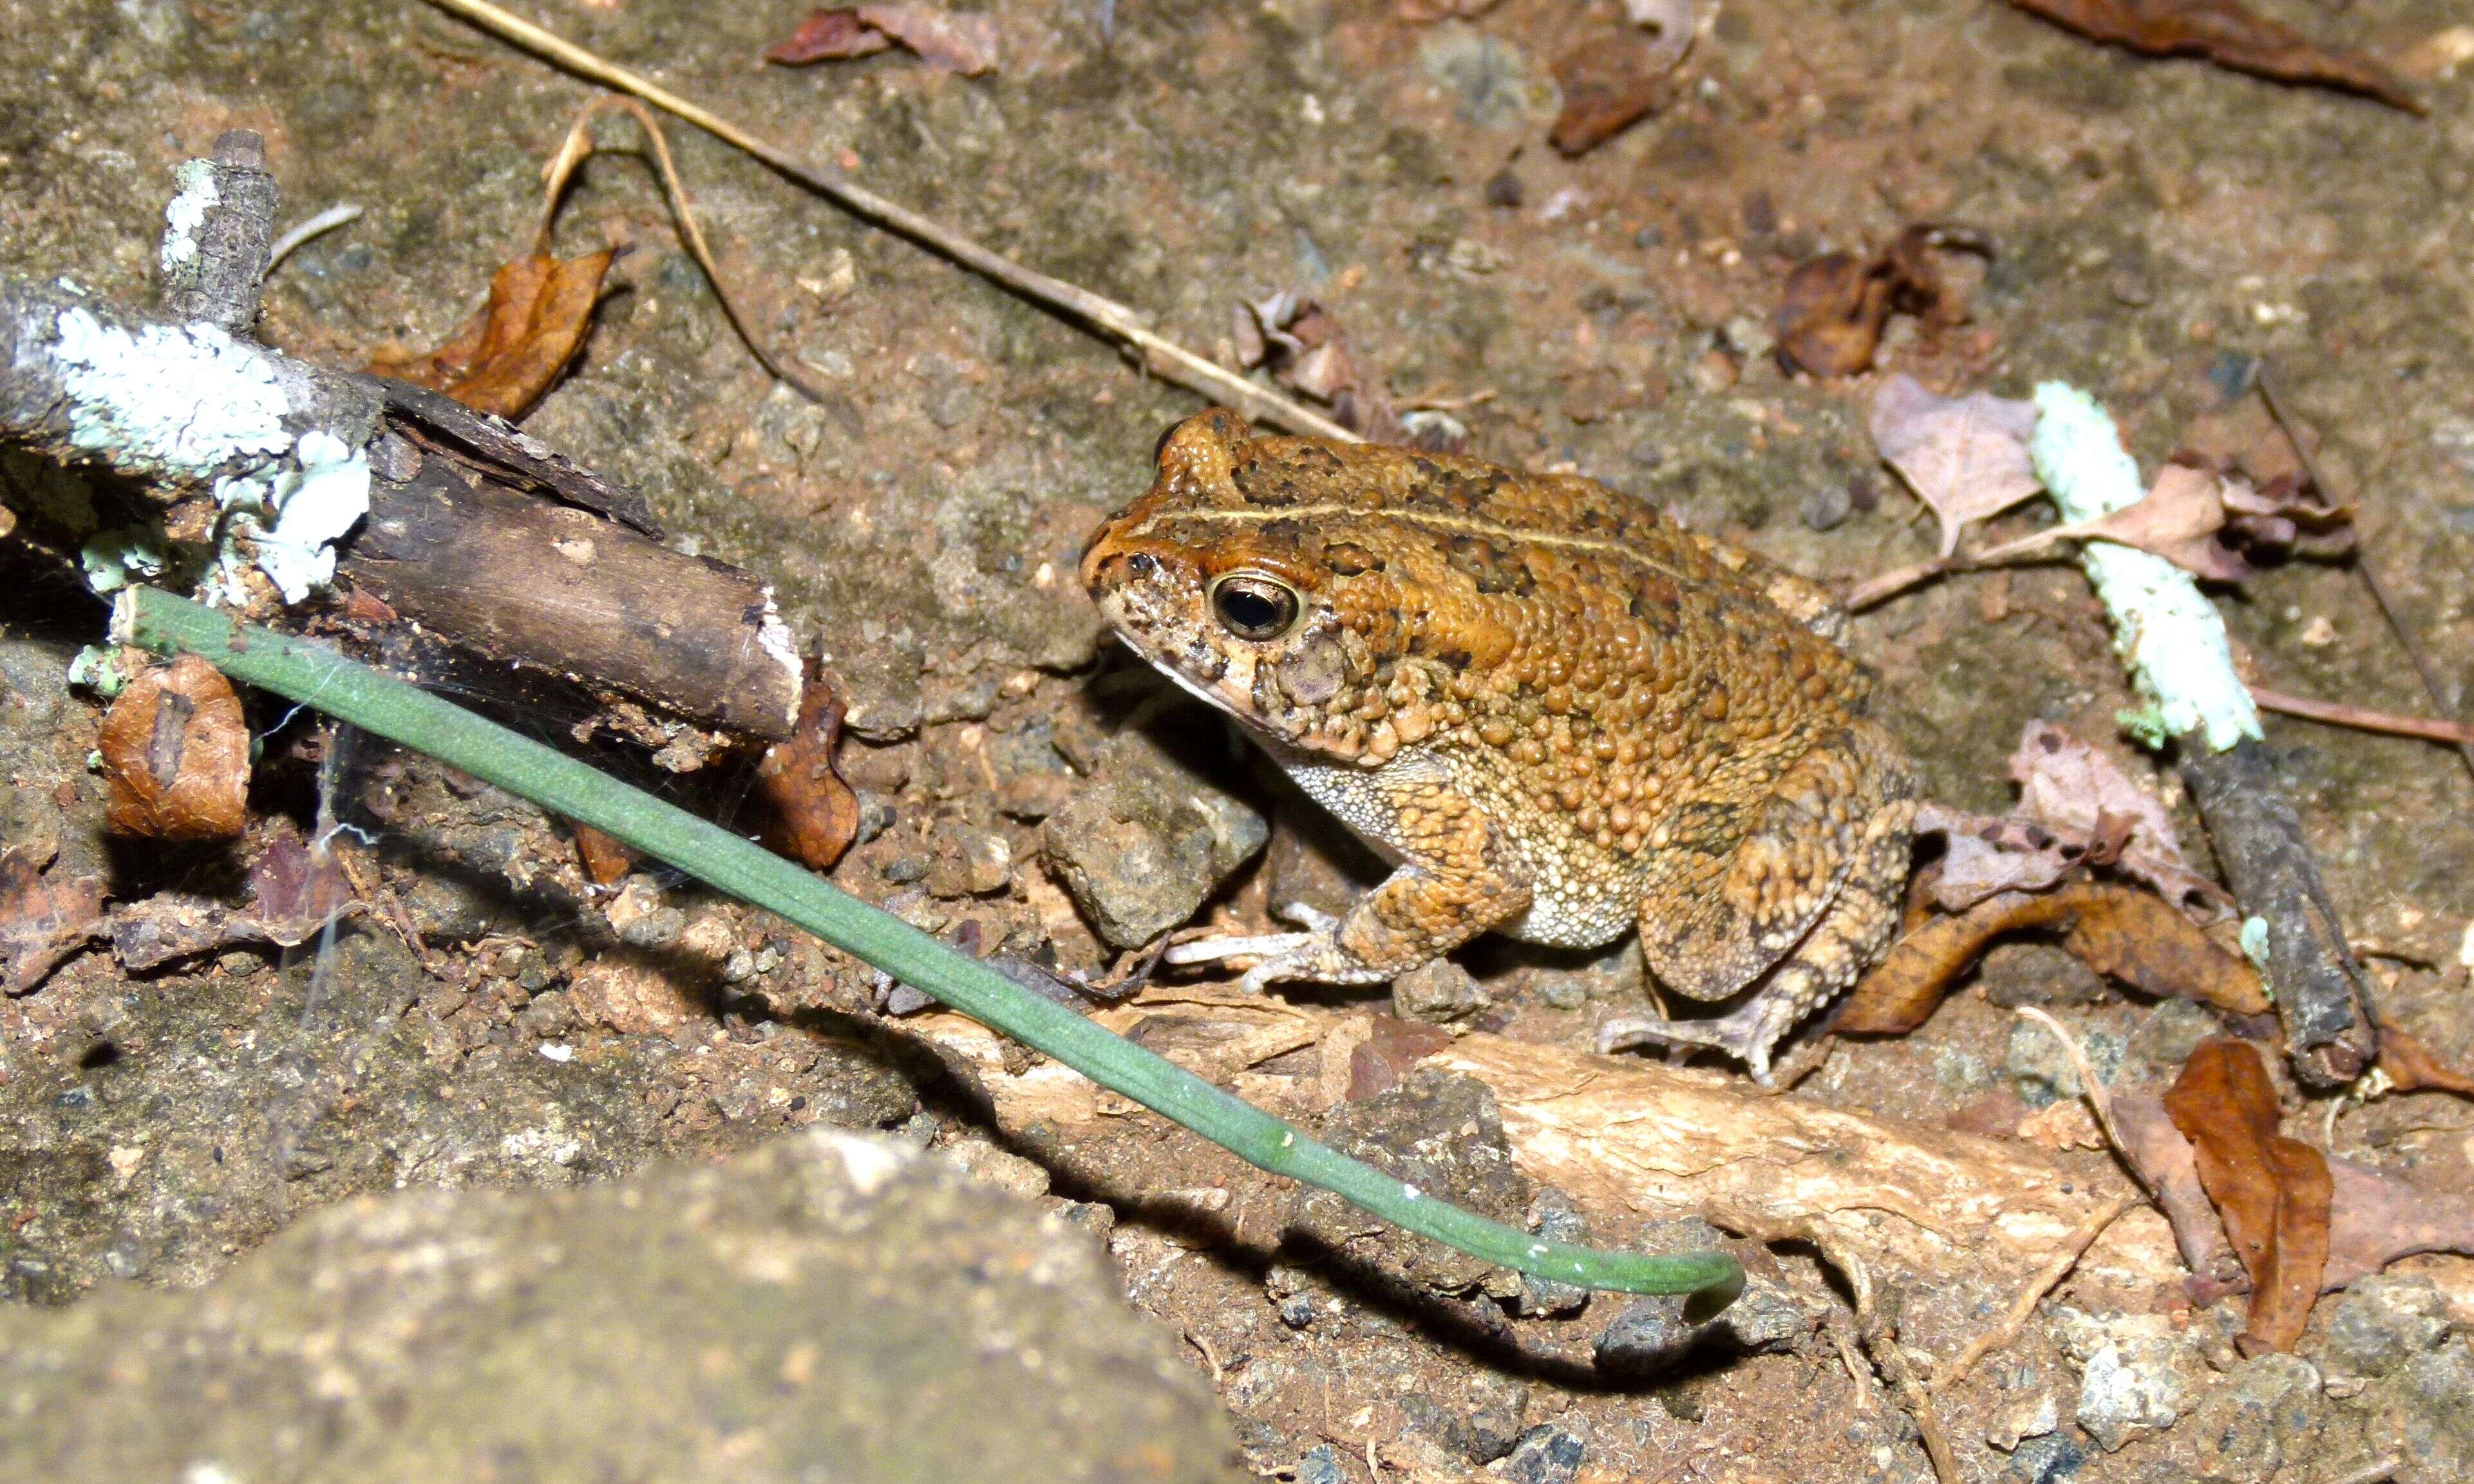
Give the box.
[1596,998,1813,1087]
[1162,903,1376,993]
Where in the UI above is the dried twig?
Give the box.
[1930,1193,2134,1395]
[541,95,833,402]
[265,203,364,274]
[2258,366,2474,787]
[421,0,1356,441]
[2249,686,2474,748]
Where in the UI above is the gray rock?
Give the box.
[2359,1332,2474,1483]
[2127,997,2223,1076]
[2005,1432,2086,1484]
[1464,1372,1531,1462]
[2057,1308,2202,1451]
[1393,958,1489,1024]
[2005,1020,2125,1108]
[1594,1218,1806,1376]
[1296,1442,1346,1484]
[1416,25,1558,133]
[0,1130,1242,1483]
[1042,725,1268,948]
[2318,1273,2453,1380]
[1291,1069,1531,1293]
[1800,482,1853,532]
[2178,1353,2323,1483]
[1504,1423,1587,1484]
[924,820,1014,898]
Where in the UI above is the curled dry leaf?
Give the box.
[2005,0,2422,115]
[108,827,362,972]
[0,841,108,995]
[2010,720,2229,916]
[758,672,862,872]
[764,8,894,63]
[1837,881,2266,1037]
[99,654,250,841]
[1550,28,1683,156]
[1234,294,1413,445]
[2083,462,2249,582]
[1775,226,1988,378]
[369,248,618,421]
[2372,1015,2474,1099]
[2162,1038,2331,1353]
[1868,374,2043,556]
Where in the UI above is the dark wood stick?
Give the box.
[2180,739,2377,1086]
[157,130,281,336]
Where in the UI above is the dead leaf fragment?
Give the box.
[764,8,894,63]
[99,655,249,841]
[1235,294,1417,446]
[2006,0,2423,114]
[1776,226,1987,378]
[2374,1016,2474,1099]
[106,827,363,972]
[1868,375,2043,556]
[2083,463,2249,581]
[368,248,618,421]
[1549,39,1678,156]
[2010,720,2229,915]
[0,843,107,995]
[1839,882,2265,1037]
[2162,1038,2332,1353]
[864,5,997,73]
[759,673,862,871]
[572,821,639,887]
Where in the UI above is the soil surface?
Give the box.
[6,1,2474,1481]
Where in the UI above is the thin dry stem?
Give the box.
[2249,685,2474,747]
[543,96,834,402]
[424,0,1357,441]
[1930,1194,2134,1395]
[2259,366,2474,787]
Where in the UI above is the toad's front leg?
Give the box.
[1164,782,1531,993]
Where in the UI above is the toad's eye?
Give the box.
[1209,573,1301,641]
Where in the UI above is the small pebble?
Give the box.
[1485,167,1524,208]
[1800,483,1853,532]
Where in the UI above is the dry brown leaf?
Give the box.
[1348,1014,1456,1101]
[1868,375,2043,556]
[1838,882,2265,1037]
[1776,227,1983,378]
[758,673,862,872]
[856,5,997,75]
[2164,1038,2332,1353]
[571,822,639,887]
[2010,720,2229,915]
[2374,1016,2474,1098]
[98,655,249,841]
[0,842,107,996]
[2005,0,2422,114]
[107,827,360,972]
[1236,294,1412,444]
[1550,40,1677,156]
[764,7,894,62]
[1929,813,2077,910]
[2085,463,2249,582]
[242,829,361,947]
[368,248,617,422]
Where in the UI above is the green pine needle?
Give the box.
[119,586,1742,1310]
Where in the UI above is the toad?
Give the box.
[1081,410,1915,1082]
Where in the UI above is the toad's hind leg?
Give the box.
[1600,787,1914,1084]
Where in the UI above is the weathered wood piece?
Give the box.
[345,453,800,740]
[156,130,281,336]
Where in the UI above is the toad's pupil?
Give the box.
[1213,578,1298,640]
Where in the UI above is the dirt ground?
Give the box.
[5,0,2474,1479]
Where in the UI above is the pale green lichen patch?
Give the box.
[50,304,292,480]
[2030,382,2262,755]
[159,158,218,276]
[79,524,169,594]
[214,429,371,604]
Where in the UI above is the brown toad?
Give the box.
[1080,410,1915,1081]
